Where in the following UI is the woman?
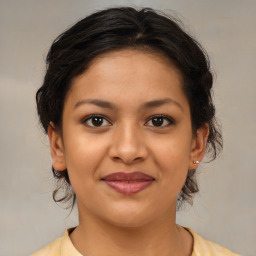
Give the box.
[33,7,240,256]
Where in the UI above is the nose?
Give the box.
[108,121,149,164]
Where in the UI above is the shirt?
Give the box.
[32,228,241,256]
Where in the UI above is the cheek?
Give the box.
[64,131,107,166]
[151,133,192,169]
[150,133,192,192]
[62,133,109,189]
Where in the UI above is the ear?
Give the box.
[48,122,67,171]
[189,124,209,169]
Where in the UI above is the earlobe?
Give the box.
[48,122,67,171]
[189,124,209,169]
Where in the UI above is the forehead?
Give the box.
[87,48,183,82]
[65,49,188,111]
[90,48,177,68]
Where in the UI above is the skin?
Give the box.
[48,49,209,256]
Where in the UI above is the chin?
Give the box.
[99,203,159,229]
[106,215,150,229]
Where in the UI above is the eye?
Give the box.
[82,114,111,127]
[145,115,175,127]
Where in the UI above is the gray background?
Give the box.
[0,0,255,255]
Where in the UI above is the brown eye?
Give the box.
[91,116,104,126]
[146,115,174,127]
[152,117,164,126]
[83,115,111,127]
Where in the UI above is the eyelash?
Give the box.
[82,114,175,128]
[82,114,111,127]
[146,114,175,127]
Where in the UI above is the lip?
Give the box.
[102,172,155,195]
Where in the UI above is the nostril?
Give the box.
[111,155,144,164]
[108,134,149,164]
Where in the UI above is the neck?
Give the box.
[70,204,193,256]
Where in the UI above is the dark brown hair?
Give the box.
[36,7,222,209]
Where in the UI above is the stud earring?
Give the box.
[193,160,200,165]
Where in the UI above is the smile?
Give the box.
[102,172,155,195]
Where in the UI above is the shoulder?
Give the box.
[31,228,81,256]
[31,236,62,256]
[187,228,241,256]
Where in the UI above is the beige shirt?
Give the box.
[32,228,241,256]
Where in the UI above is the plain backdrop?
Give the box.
[0,1,255,255]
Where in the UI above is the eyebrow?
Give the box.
[74,99,116,109]
[74,98,183,112]
[139,98,183,111]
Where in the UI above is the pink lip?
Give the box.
[102,172,154,195]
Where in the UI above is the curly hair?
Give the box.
[36,7,222,209]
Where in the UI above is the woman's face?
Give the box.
[49,49,207,227]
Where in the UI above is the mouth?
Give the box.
[101,172,155,195]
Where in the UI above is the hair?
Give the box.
[36,7,222,209]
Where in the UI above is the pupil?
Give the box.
[152,117,163,126]
[92,117,103,126]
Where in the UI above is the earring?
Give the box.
[193,160,200,165]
